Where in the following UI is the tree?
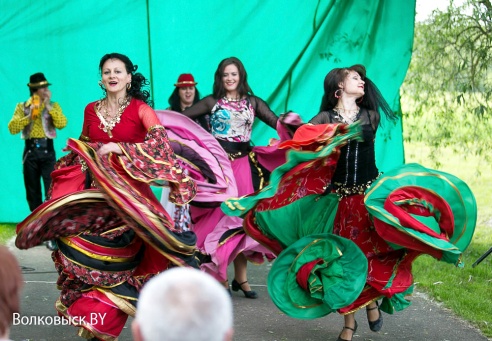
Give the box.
[402,0,492,165]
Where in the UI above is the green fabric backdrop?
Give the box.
[1,0,415,222]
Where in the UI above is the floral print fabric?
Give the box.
[210,98,255,142]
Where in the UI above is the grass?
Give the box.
[405,142,492,337]
[0,223,16,245]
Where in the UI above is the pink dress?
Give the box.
[177,95,298,281]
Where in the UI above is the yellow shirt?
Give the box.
[8,100,67,138]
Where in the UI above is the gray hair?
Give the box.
[135,267,233,341]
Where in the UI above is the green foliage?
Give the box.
[0,223,16,245]
[406,142,492,337]
[402,0,492,163]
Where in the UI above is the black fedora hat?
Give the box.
[27,72,51,89]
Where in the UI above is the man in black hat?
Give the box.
[8,72,67,220]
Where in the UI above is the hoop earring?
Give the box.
[334,89,343,99]
[126,83,131,90]
[98,80,105,90]
[357,96,363,104]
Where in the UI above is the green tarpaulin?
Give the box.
[1,0,415,222]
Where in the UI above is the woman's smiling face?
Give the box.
[341,71,365,98]
[222,64,240,96]
[101,58,131,95]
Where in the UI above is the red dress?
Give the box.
[16,98,197,340]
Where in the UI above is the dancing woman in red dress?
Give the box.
[222,64,476,341]
[309,64,396,340]
[16,53,197,341]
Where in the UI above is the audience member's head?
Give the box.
[133,267,233,341]
[0,246,23,340]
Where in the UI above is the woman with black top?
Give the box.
[220,64,475,340]
[310,64,397,341]
[161,73,204,231]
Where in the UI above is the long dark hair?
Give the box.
[212,57,253,99]
[319,64,396,121]
[98,52,153,107]
[168,86,201,112]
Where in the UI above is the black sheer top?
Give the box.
[309,108,380,187]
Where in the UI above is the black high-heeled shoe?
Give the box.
[231,279,258,299]
[366,301,383,332]
[336,320,357,341]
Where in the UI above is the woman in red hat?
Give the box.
[181,57,299,298]
[167,73,210,131]
[161,73,204,231]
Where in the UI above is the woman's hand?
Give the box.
[97,142,122,156]
[279,111,303,136]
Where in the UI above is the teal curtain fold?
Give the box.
[1,0,415,222]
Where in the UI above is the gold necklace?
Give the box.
[96,96,130,138]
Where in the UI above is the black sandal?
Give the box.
[336,320,358,341]
[366,301,383,332]
[231,279,258,299]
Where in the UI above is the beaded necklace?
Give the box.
[224,96,241,102]
[333,106,360,124]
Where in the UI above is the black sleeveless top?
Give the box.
[309,108,379,187]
